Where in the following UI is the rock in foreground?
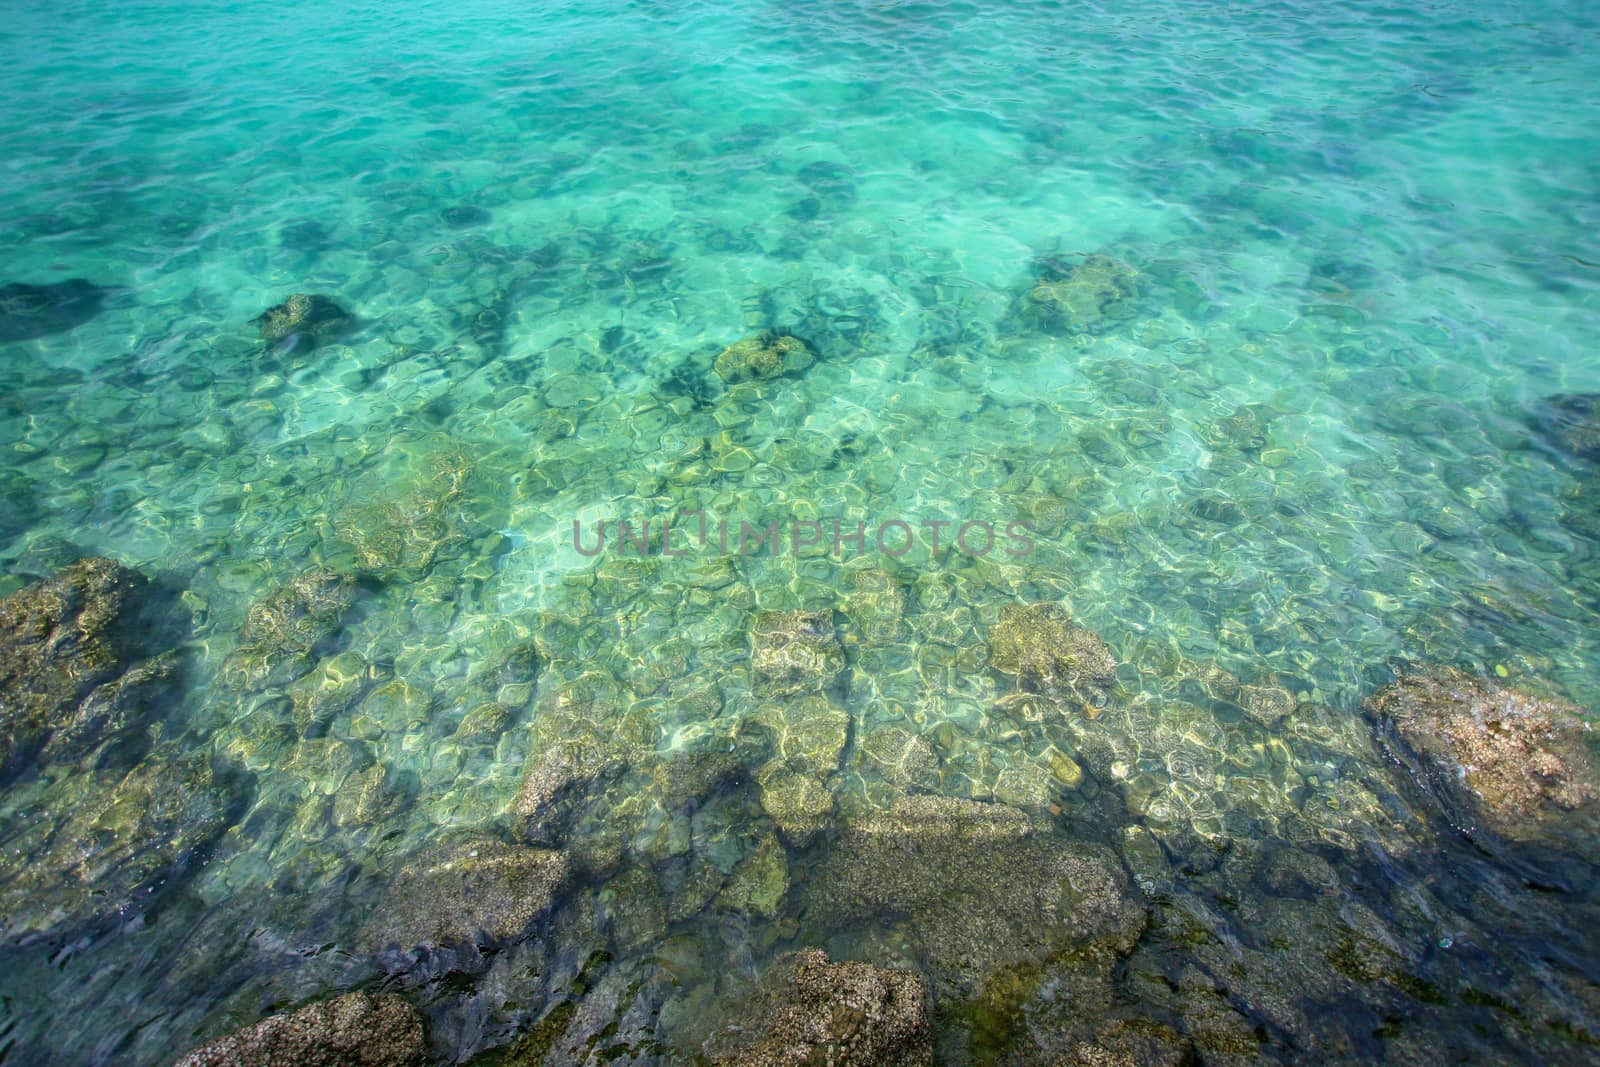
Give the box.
[703,948,932,1066]
[1367,666,1600,842]
[173,992,425,1067]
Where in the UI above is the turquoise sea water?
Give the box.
[3,0,1600,1062]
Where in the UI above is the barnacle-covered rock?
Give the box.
[713,332,814,383]
[702,948,932,1067]
[253,292,352,344]
[174,992,425,1067]
[751,609,844,696]
[1367,666,1600,843]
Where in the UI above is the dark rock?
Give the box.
[358,837,569,973]
[803,796,1145,1000]
[702,948,932,1066]
[1533,392,1600,463]
[253,293,353,344]
[0,557,148,778]
[0,749,234,939]
[173,992,426,1067]
[1367,666,1600,843]
[442,205,491,228]
[0,279,106,342]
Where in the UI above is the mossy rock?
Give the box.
[253,293,352,344]
[713,332,815,383]
[718,831,790,918]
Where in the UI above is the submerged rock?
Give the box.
[803,796,1144,1000]
[253,293,352,344]
[0,557,149,778]
[0,750,234,938]
[1533,392,1600,463]
[358,837,569,970]
[174,992,426,1067]
[750,609,844,696]
[713,332,814,383]
[0,278,106,342]
[702,948,932,1067]
[1367,666,1600,841]
[1021,253,1141,335]
[987,602,1116,713]
[222,568,358,690]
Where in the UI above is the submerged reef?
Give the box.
[0,278,106,341]
[1019,253,1142,335]
[173,992,426,1067]
[1368,665,1600,844]
[0,557,153,779]
[1533,392,1600,463]
[701,948,933,1066]
[987,602,1117,714]
[253,292,353,344]
[712,331,815,383]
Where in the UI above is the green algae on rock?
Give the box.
[1367,666,1600,842]
[701,948,932,1067]
[987,602,1116,715]
[0,557,151,780]
[0,749,234,938]
[712,332,815,383]
[252,293,352,344]
[1020,254,1142,336]
[750,609,844,696]
[173,992,426,1067]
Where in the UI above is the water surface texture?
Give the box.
[3,0,1600,1063]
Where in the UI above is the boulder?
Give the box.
[0,278,106,341]
[702,948,932,1066]
[0,557,148,778]
[253,293,352,344]
[1367,666,1600,842]
[713,332,814,383]
[173,992,425,1067]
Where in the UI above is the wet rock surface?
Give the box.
[702,948,932,1066]
[1368,665,1600,843]
[358,836,570,972]
[0,557,153,779]
[173,991,426,1067]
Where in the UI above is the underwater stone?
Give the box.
[712,332,815,384]
[0,749,233,939]
[454,701,514,744]
[224,568,358,690]
[0,278,106,341]
[252,293,352,344]
[514,701,654,835]
[750,694,850,776]
[718,831,790,918]
[803,796,1144,999]
[1533,393,1600,463]
[0,557,148,779]
[750,609,844,696]
[173,992,426,1067]
[358,837,569,966]
[1021,254,1141,336]
[987,602,1116,711]
[702,948,932,1067]
[858,726,939,787]
[756,759,836,846]
[1367,666,1600,841]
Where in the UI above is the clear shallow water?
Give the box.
[3,0,1600,1063]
